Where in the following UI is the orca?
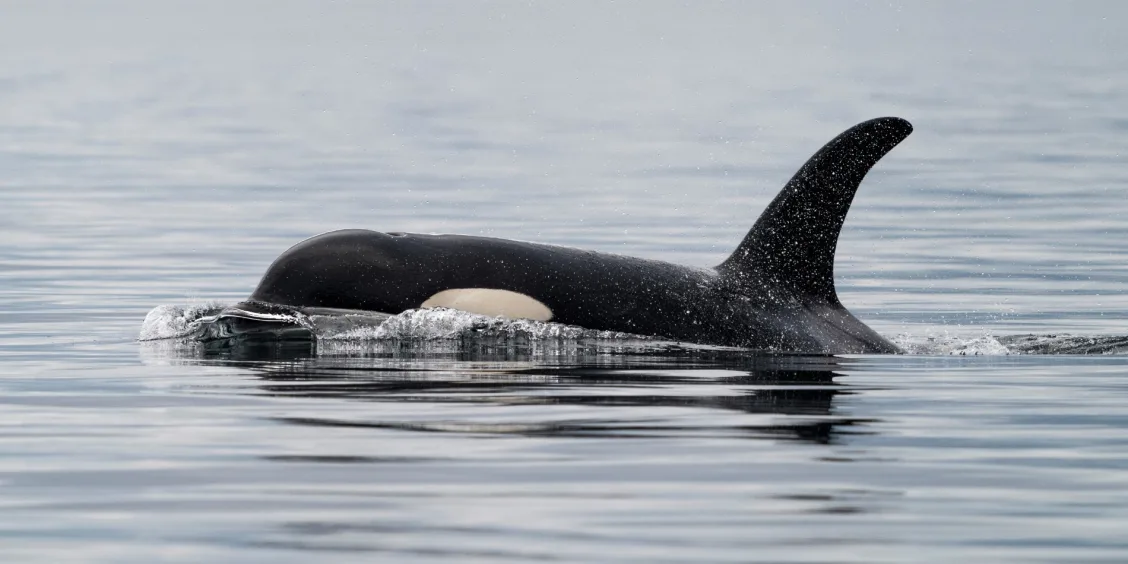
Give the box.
[235,117,912,353]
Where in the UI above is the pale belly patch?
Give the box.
[421,288,554,321]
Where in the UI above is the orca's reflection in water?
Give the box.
[135,339,895,555]
[149,338,877,445]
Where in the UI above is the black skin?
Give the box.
[244,117,913,354]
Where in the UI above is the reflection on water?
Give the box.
[121,342,1128,561]
[267,359,857,445]
[143,342,864,445]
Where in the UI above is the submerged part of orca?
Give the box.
[238,117,912,353]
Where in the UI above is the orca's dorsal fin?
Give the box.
[718,117,912,302]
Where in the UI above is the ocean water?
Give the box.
[3,2,1128,561]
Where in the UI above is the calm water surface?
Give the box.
[2,2,1128,562]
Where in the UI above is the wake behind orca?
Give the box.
[228,117,912,354]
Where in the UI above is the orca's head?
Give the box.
[247,229,408,311]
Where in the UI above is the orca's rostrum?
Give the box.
[234,117,912,353]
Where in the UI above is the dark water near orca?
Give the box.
[3,2,1128,561]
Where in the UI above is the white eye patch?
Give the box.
[421,288,553,321]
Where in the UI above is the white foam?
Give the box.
[141,302,1128,356]
[892,331,1014,356]
[138,302,227,341]
[318,307,637,341]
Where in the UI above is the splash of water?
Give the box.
[139,303,1128,355]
